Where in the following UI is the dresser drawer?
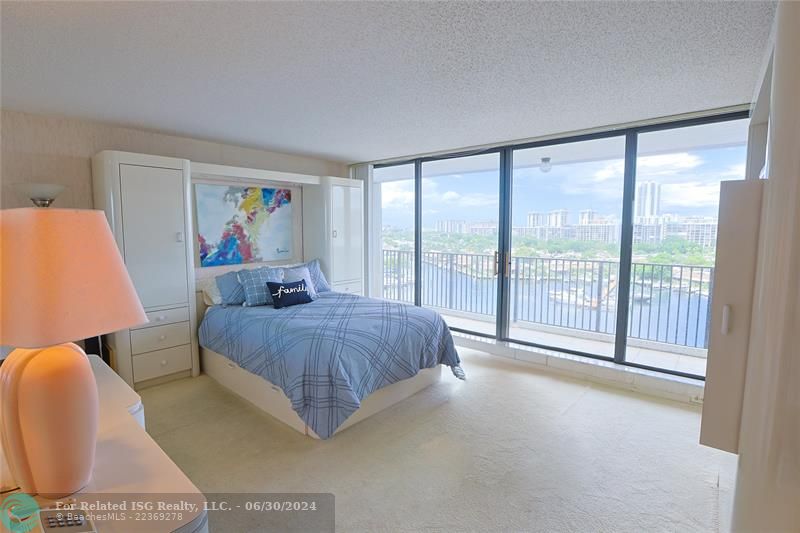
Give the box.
[133,345,191,382]
[130,322,190,355]
[331,280,362,295]
[132,306,190,330]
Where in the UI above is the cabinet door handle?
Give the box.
[160,360,168,366]
[176,231,184,242]
[159,335,167,341]
[721,305,731,335]
[155,315,166,322]
[332,229,338,238]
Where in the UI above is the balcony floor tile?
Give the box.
[439,311,706,377]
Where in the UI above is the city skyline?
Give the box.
[377,144,747,231]
[430,203,718,248]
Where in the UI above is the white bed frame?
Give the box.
[195,293,443,439]
[201,348,441,439]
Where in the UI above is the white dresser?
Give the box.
[8,355,209,532]
[92,151,199,389]
[302,176,364,294]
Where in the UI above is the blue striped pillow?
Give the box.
[306,259,331,293]
[238,267,284,306]
[215,271,246,306]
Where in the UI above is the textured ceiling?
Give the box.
[1,1,775,164]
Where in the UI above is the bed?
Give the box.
[197,291,465,439]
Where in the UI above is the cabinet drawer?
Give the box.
[132,306,190,330]
[130,322,190,355]
[133,345,191,382]
[331,280,362,295]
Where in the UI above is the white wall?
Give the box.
[732,2,800,530]
[0,110,348,209]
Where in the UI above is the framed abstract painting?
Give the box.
[195,183,294,267]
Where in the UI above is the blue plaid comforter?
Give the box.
[199,292,464,439]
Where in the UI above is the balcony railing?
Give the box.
[382,249,714,350]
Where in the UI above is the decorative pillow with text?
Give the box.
[267,280,313,309]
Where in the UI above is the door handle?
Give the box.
[721,305,731,335]
[493,251,499,276]
[175,231,184,243]
[332,229,338,238]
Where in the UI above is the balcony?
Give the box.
[382,249,711,376]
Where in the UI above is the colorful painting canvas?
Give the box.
[195,184,293,267]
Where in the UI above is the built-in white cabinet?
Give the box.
[303,176,364,294]
[700,180,764,453]
[119,164,189,308]
[92,151,199,388]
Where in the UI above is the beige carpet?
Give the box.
[141,348,736,532]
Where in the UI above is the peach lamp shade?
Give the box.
[0,208,147,347]
[0,208,147,498]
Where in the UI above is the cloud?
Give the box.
[636,153,703,180]
[381,181,414,209]
[592,160,624,182]
[661,181,721,208]
[720,163,746,179]
[639,152,702,169]
[560,153,706,198]
[442,191,461,202]
[439,190,498,208]
[589,153,703,184]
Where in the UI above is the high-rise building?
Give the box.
[574,222,620,244]
[578,209,596,225]
[467,221,498,236]
[527,210,569,227]
[436,220,468,234]
[526,212,548,227]
[548,209,569,228]
[635,181,661,219]
[664,217,718,248]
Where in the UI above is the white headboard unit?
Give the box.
[190,162,321,282]
[189,162,364,325]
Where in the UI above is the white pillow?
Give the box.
[283,266,318,300]
[196,277,222,306]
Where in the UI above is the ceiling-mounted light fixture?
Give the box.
[540,157,552,173]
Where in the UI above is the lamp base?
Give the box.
[0,343,98,498]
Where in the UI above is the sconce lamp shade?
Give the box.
[0,208,147,347]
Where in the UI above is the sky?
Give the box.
[378,144,747,229]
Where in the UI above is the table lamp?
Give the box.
[0,207,147,498]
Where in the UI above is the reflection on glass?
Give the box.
[510,137,626,357]
[374,164,415,303]
[627,119,749,376]
[421,153,500,336]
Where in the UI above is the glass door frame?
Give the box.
[416,151,504,335]
[373,109,750,380]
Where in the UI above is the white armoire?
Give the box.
[302,176,364,294]
[92,151,199,388]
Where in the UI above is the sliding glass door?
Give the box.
[420,153,501,336]
[371,111,749,378]
[626,119,749,376]
[373,163,415,303]
[509,137,626,357]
